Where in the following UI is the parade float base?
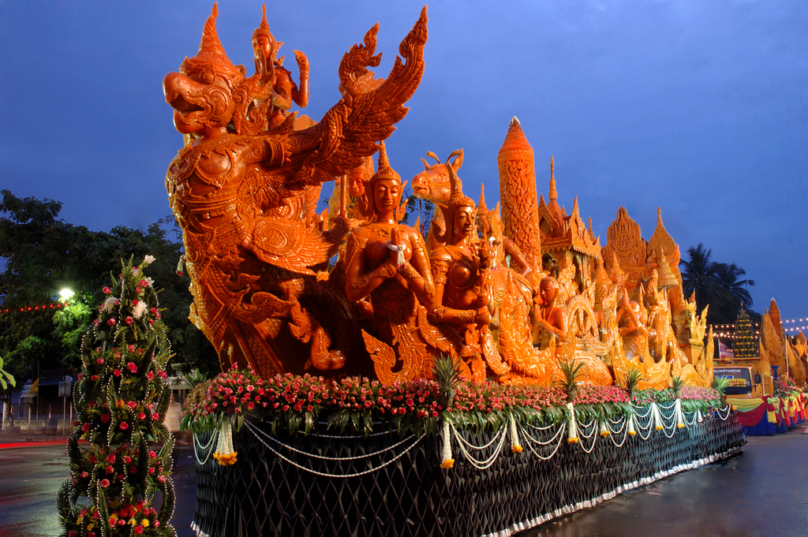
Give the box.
[191,410,744,537]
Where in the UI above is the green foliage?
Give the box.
[0,190,219,378]
[624,367,644,396]
[711,376,730,397]
[680,243,757,325]
[0,355,16,391]
[52,296,93,371]
[557,359,585,402]
[670,375,685,393]
[433,354,462,408]
[58,258,176,536]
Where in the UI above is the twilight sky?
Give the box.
[1,1,806,324]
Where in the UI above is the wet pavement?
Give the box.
[1,428,807,537]
[0,441,198,537]
[522,426,808,537]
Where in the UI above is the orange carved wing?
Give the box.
[289,8,428,185]
[245,217,348,275]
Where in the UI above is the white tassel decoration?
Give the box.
[440,420,454,469]
[567,402,579,443]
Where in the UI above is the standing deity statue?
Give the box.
[427,164,508,382]
[344,143,440,383]
[251,5,310,130]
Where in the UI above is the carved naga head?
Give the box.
[163,3,245,135]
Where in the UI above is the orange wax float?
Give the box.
[165,5,716,390]
[164,3,428,377]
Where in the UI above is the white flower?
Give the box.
[143,255,156,266]
[103,297,117,313]
[132,301,148,320]
[145,277,154,287]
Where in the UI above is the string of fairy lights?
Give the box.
[710,316,808,339]
[0,302,66,314]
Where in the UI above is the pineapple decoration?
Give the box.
[57,256,176,537]
[734,305,757,359]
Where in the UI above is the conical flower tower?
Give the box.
[497,117,542,269]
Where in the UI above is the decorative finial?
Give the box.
[549,156,557,201]
[261,4,269,31]
[479,184,488,212]
[181,2,242,83]
[371,141,400,183]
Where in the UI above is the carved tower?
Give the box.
[497,117,542,269]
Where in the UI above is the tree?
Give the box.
[57,258,175,536]
[0,190,220,385]
[679,243,756,325]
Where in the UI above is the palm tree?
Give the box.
[680,244,719,310]
[713,262,755,309]
[679,244,755,324]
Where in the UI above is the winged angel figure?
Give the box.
[163,3,428,377]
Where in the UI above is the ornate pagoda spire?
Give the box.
[547,156,563,225]
[497,117,542,268]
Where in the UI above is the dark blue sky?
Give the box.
[1,1,806,325]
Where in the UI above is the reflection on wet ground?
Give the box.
[0,443,197,537]
[521,426,808,537]
[1,428,807,536]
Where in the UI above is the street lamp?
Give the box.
[59,288,74,303]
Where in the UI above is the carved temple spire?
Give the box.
[547,156,563,226]
[549,156,557,201]
[497,117,542,268]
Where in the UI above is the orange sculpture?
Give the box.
[497,117,543,270]
[165,9,716,391]
[164,3,428,377]
[250,5,311,131]
[343,143,440,383]
[426,165,507,383]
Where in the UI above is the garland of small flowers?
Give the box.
[183,369,722,439]
[57,256,176,537]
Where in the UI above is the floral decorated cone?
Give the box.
[675,399,686,429]
[651,402,664,431]
[57,256,176,537]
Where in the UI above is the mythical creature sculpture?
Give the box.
[164,3,428,377]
